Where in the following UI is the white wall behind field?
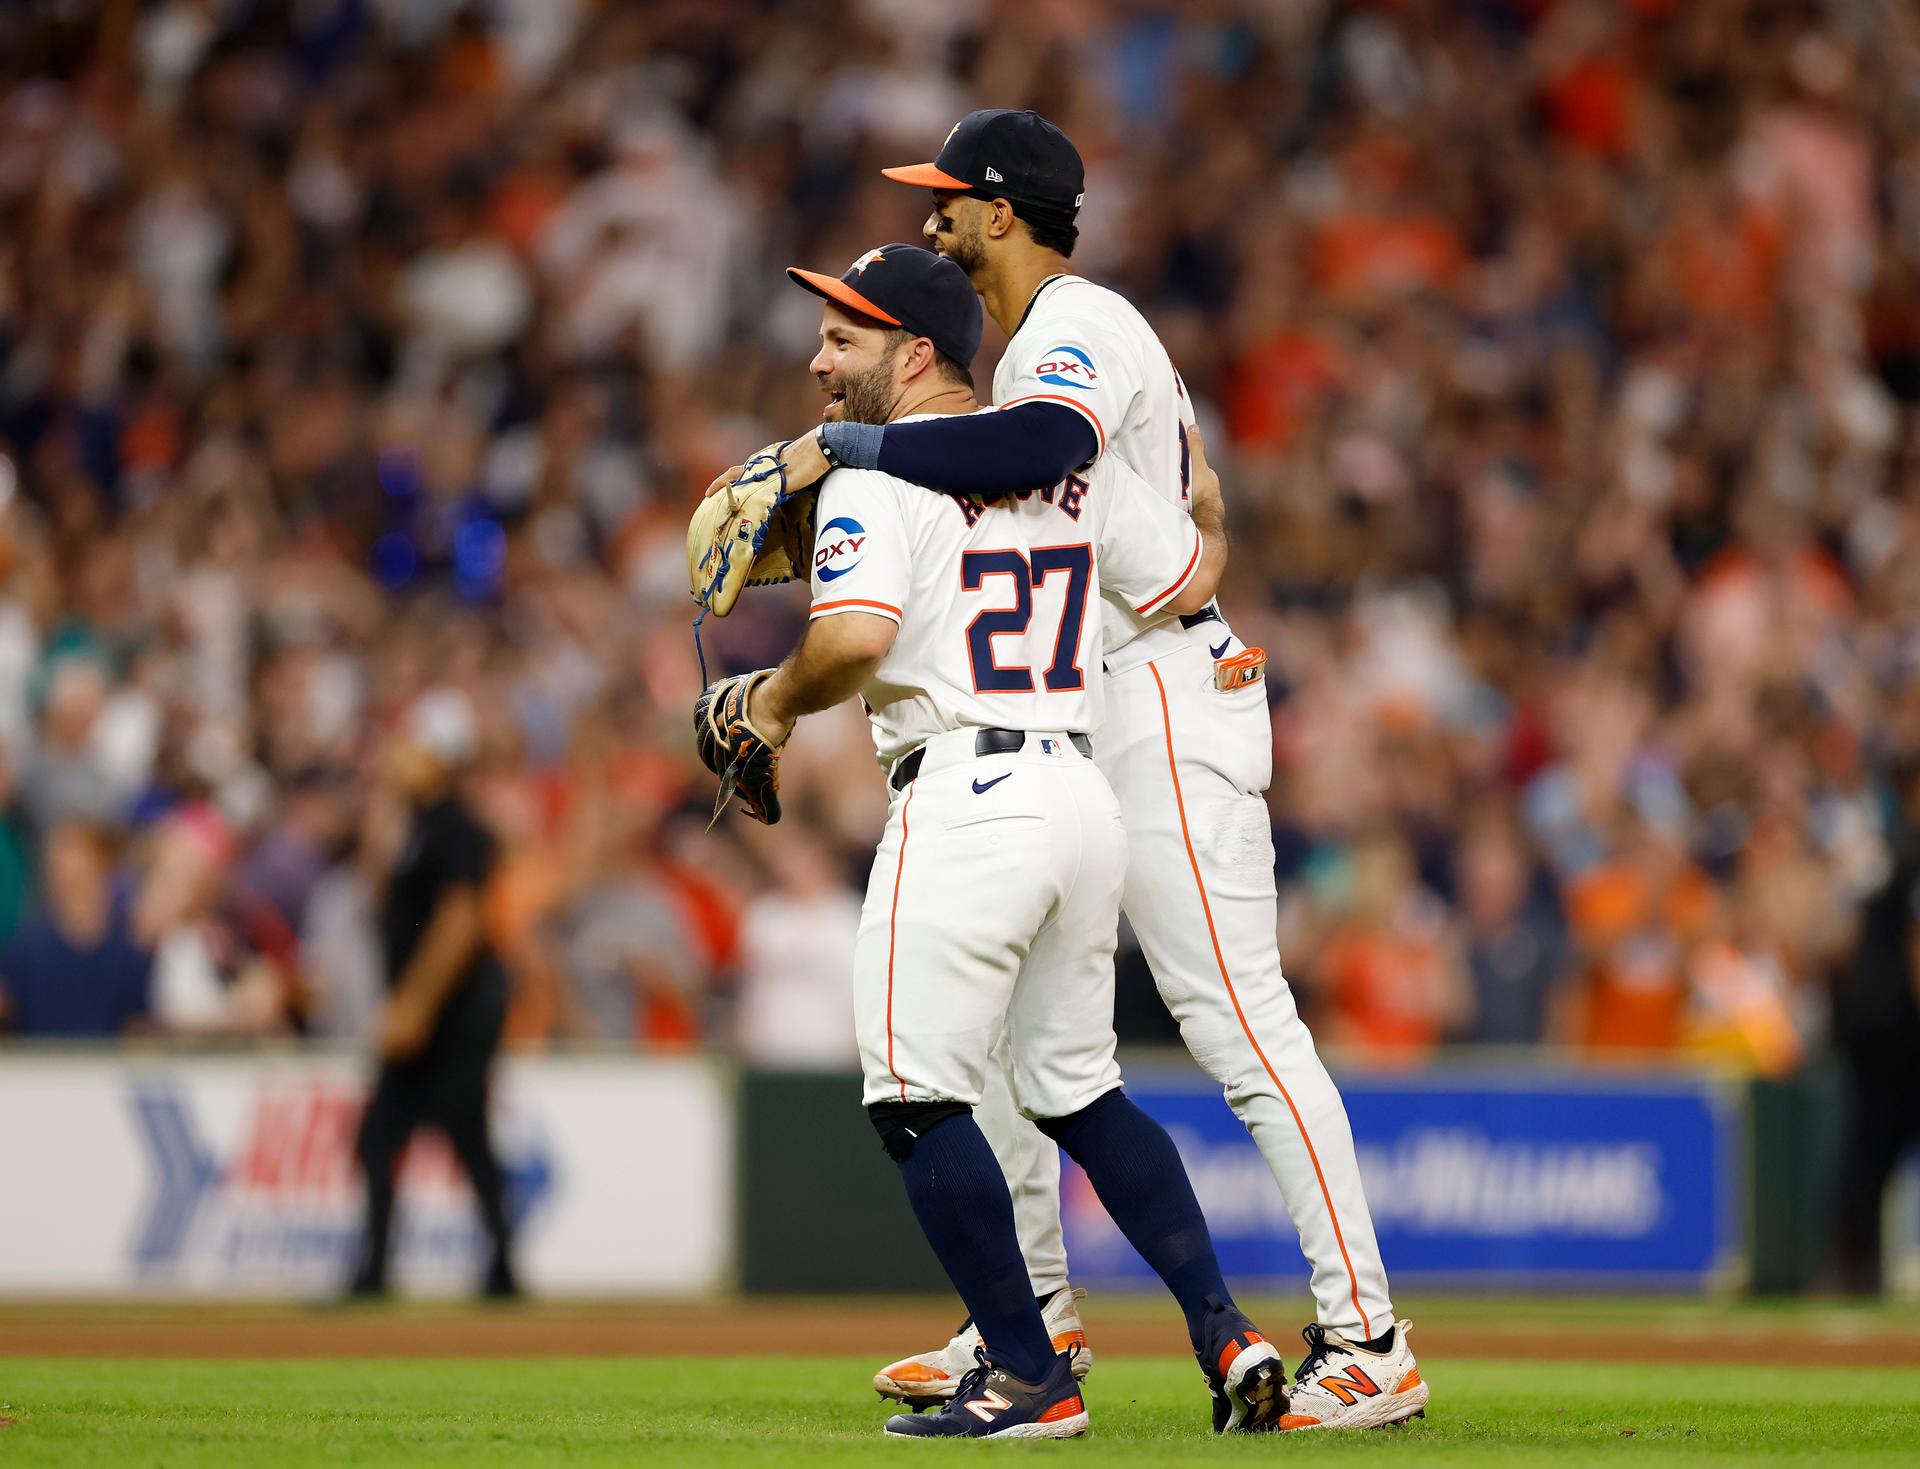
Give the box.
[0,1052,731,1299]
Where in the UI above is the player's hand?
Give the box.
[777,432,830,492]
[1186,423,1224,532]
[376,996,433,1061]
[702,441,781,500]
[744,675,796,748]
[703,462,746,500]
[702,434,828,500]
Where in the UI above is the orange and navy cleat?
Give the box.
[872,1286,1091,1409]
[883,1348,1087,1440]
[1280,1319,1428,1430]
[1195,1295,1288,1432]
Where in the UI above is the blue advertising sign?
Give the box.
[1060,1069,1739,1287]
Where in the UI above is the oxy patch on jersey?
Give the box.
[1034,344,1099,391]
[815,515,869,582]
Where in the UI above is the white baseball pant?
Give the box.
[854,729,1127,1120]
[978,621,1395,1338]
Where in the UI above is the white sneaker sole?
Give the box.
[875,1343,1090,1404]
[1283,1378,1429,1431]
[874,1371,957,1405]
[883,1411,1089,1440]
[1222,1342,1288,1431]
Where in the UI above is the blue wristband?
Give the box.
[818,421,884,471]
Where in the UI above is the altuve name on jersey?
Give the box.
[954,472,1089,527]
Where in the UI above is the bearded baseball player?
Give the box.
[705,110,1425,1433]
[691,243,1293,1438]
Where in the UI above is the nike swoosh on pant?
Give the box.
[1209,638,1232,658]
[971,773,1011,794]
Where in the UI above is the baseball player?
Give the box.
[707,110,1425,1432]
[692,244,1291,1438]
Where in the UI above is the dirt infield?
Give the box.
[7,1299,1920,1366]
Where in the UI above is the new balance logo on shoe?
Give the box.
[963,1389,1012,1423]
[1320,1366,1382,1406]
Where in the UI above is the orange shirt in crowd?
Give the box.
[488,846,569,1044]
[1566,858,1716,1053]
[1225,330,1343,452]
[1320,913,1453,1063]
[1310,212,1464,306]
[1668,205,1783,329]
[1538,50,1634,161]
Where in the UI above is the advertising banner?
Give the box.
[0,1052,731,1298]
[1062,1066,1741,1289]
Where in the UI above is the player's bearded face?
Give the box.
[813,308,911,424]
[823,352,899,425]
[925,194,988,276]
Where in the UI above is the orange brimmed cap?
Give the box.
[881,109,1084,213]
[785,244,983,367]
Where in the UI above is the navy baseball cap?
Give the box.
[786,243,983,367]
[882,109,1085,214]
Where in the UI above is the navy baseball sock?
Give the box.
[1042,1088,1234,1349]
[895,1112,1058,1385]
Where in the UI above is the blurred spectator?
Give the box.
[1314,828,1468,1064]
[1563,811,1717,1056]
[1456,808,1569,1047]
[133,801,290,1037]
[233,766,355,933]
[551,795,701,1048]
[734,829,861,1071]
[300,843,385,1043]
[0,746,35,945]
[0,821,151,1038]
[20,659,120,830]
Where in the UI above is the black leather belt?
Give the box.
[1179,604,1221,630]
[889,728,1093,793]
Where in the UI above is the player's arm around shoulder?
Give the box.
[1001,308,1137,459]
[1098,425,1228,620]
[1175,425,1228,615]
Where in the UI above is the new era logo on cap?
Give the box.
[881,109,1085,216]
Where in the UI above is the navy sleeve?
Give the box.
[830,402,1100,499]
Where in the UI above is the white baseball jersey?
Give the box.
[976,274,1399,1341]
[993,274,1199,657]
[807,412,1202,766]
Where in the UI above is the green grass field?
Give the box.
[4,1355,1918,1468]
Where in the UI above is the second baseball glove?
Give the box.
[694,668,784,825]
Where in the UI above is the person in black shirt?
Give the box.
[348,689,518,1299]
[1831,763,1920,1293]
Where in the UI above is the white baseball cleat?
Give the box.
[1279,1319,1428,1431]
[873,1286,1092,1409]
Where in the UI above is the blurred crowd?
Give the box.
[1,0,1919,1082]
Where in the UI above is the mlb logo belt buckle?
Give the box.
[1213,647,1267,692]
